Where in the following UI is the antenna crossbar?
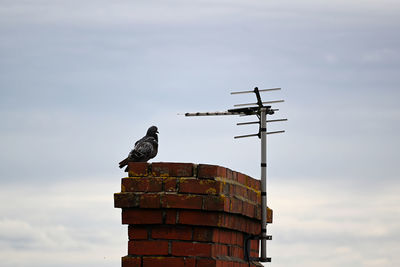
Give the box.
[267,130,285,135]
[234,130,285,139]
[234,100,284,107]
[236,119,288,125]
[234,133,259,139]
[231,88,281,95]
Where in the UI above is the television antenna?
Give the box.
[182,87,287,263]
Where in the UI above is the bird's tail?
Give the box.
[119,157,129,168]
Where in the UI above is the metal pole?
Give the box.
[260,107,267,260]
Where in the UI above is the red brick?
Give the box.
[250,220,261,235]
[254,179,261,190]
[152,162,194,177]
[250,239,259,251]
[223,213,259,235]
[151,225,192,240]
[243,202,255,218]
[197,164,226,179]
[122,177,162,192]
[122,209,163,224]
[128,225,148,240]
[231,171,238,182]
[224,198,231,212]
[165,210,178,224]
[226,168,234,180]
[193,227,213,242]
[250,250,259,258]
[128,240,169,255]
[237,173,248,185]
[213,243,229,256]
[139,194,161,208]
[256,193,261,204]
[143,257,185,267]
[114,193,139,208]
[203,195,226,211]
[222,182,230,195]
[229,184,235,196]
[179,210,221,226]
[230,198,243,214]
[234,232,243,246]
[179,179,221,195]
[247,189,257,202]
[127,162,149,176]
[122,256,141,267]
[181,211,260,235]
[232,216,245,232]
[171,241,212,257]
[214,229,232,244]
[229,246,243,258]
[162,194,202,210]
[248,177,259,190]
[197,258,216,267]
[235,185,246,197]
[185,257,196,267]
[164,177,177,192]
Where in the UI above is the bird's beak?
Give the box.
[156,130,159,133]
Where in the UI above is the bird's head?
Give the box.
[147,126,159,136]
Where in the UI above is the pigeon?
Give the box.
[119,126,159,169]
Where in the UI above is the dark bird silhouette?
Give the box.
[119,126,159,169]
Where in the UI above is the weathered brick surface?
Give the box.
[115,191,267,221]
[171,241,213,257]
[122,256,141,267]
[143,257,185,267]
[197,164,227,179]
[122,177,162,192]
[151,225,192,240]
[116,162,272,267]
[139,194,161,209]
[165,210,178,224]
[203,195,226,211]
[122,209,163,224]
[193,227,213,242]
[128,225,148,240]
[127,162,149,177]
[128,240,169,255]
[178,210,222,227]
[161,194,203,209]
[179,178,225,195]
[114,192,138,208]
[164,177,177,191]
[185,257,196,267]
[152,162,194,177]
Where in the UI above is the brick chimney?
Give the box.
[114,162,273,267]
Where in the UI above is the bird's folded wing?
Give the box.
[135,142,153,158]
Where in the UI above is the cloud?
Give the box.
[0,219,82,251]
[268,180,400,267]
[0,180,124,267]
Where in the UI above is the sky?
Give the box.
[0,0,399,266]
